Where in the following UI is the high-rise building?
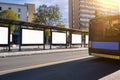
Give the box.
[69,0,119,31]
[0,2,35,22]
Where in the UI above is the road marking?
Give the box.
[0,56,90,75]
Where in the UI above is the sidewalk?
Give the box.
[0,48,88,58]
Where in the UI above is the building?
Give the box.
[25,3,35,22]
[0,2,35,22]
[0,2,35,44]
[69,0,119,31]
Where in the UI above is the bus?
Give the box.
[89,15,120,59]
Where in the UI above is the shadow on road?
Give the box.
[0,57,120,80]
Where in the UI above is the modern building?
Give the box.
[0,2,35,22]
[69,0,120,31]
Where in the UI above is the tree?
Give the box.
[56,22,65,32]
[33,4,48,25]
[47,5,62,26]
[33,4,62,26]
[56,22,65,28]
[45,29,50,44]
[0,10,18,33]
[33,4,63,44]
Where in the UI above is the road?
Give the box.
[0,50,89,74]
[0,50,120,80]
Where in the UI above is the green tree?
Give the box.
[0,10,18,33]
[33,4,48,25]
[33,4,63,44]
[56,22,65,32]
[45,29,50,44]
[56,22,65,28]
[33,4,62,26]
[47,5,62,26]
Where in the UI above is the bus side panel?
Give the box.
[91,41,119,50]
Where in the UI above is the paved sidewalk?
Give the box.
[0,48,88,58]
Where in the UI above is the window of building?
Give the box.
[0,7,2,11]
[73,25,75,28]
[8,7,11,10]
[18,14,20,19]
[18,8,21,12]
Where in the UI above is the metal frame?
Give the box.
[83,32,89,47]
[70,31,82,47]
[0,18,88,51]
[21,28,44,45]
[19,27,45,51]
[0,25,10,51]
[51,30,67,48]
[85,34,89,46]
[71,33,82,45]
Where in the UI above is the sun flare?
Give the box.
[98,0,119,7]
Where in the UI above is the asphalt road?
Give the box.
[0,50,89,74]
[0,50,120,80]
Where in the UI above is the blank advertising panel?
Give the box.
[22,29,44,44]
[72,34,82,44]
[0,27,8,44]
[52,32,66,44]
[85,35,89,44]
[10,34,12,42]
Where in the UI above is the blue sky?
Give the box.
[0,0,68,27]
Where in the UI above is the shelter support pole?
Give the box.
[43,28,45,50]
[66,30,67,48]
[8,23,11,51]
[70,31,72,48]
[19,25,21,51]
[50,28,52,49]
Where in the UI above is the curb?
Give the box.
[0,48,88,58]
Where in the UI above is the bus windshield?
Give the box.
[90,16,120,42]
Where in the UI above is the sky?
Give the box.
[0,0,69,27]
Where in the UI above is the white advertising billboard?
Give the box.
[22,29,44,44]
[0,27,8,44]
[72,34,82,44]
[52,32,66,44]
[10,34,12,42]
[85,35,89,44]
